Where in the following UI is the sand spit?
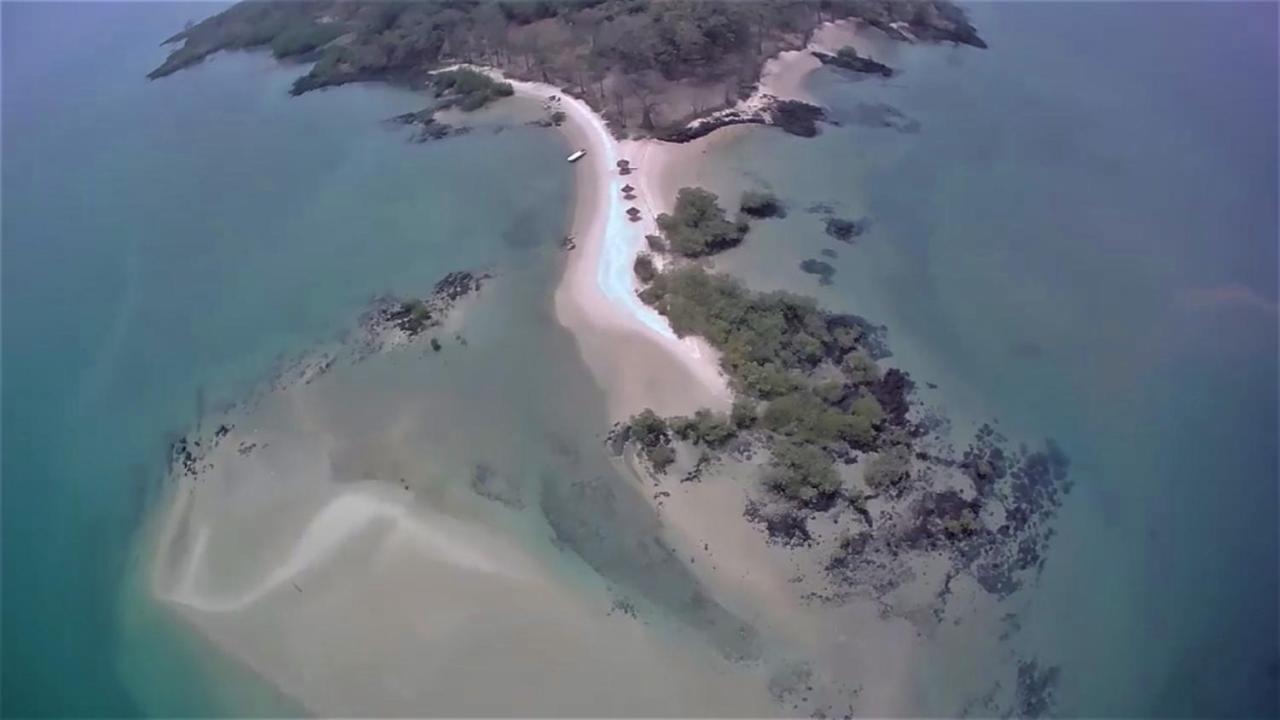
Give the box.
[146,23,947,717]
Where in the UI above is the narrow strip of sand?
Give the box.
[454,21,862,419]
[442,65,731,419]
[540,83,734,419]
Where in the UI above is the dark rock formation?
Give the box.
[825,216,872,243]
[799,258,836,285]
[364,270,490,341]
[656,98,829,143]
[813,48,894,78]
[388,109,470,143]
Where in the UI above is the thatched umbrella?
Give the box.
[616,159,631,168]
[623,193,637,201]
[621,183,636,193]
[626,206,642,222]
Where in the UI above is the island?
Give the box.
[149,0,984,137]
[144,2,1073,716]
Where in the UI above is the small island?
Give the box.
[149,0,985,138]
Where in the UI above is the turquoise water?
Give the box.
[3,3,575,715]
[693,2,1278,716]
[4,1,1277,717]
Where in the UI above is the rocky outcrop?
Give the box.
[388,109,471,143]
[363,270,489,341]
[812,49,893,78]
[657,97,829,144]
[854,1,988,49]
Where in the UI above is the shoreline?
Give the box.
[494,72,736,419]
[457,21,862,420]
[146,24,908,716]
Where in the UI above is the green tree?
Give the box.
[841,350,880,384]
[864,444,912,492]
[765,440,840,502]
[656,187,749,257]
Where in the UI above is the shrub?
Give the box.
[431,68,515,112]
[692,409,735,447]
[645,445,676,473]
[762,390,856,446]
[669,409,735,447]
[731,398,758,429]
[841,350,880,384]
[846,395,885,449]
[628,408,669,447]
[656,187,749,257]
[864,444,912,492]
[765,440,840,502]
[814,380,847,406]
[633,253,657,283]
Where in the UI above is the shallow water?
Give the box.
[4,2,1276,717]
[679,2,1278,716]
[2,3,578,714]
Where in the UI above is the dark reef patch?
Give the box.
[800,258,837,285]
[843,102,921,134]
[825,216,873,243]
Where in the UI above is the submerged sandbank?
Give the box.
[145,24,938,717]
[146,282,786,716]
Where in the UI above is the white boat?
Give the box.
[566,149,587,163]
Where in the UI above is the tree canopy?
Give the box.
[656,187,749,258]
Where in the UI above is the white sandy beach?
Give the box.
[527,20,970,716]
[543,21,865,420]
[533,83,735,420]
[144,23,951,717]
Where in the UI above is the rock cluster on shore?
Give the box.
[812,48,894,78]
[167,269,491,486]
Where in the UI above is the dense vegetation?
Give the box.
[619,240,1070,609]
[633,252,657,283]
[151,0,984,134]
[429,67,515,110]
[655,187,749,257]
[625,264,914,504]
[269,22,344,59]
